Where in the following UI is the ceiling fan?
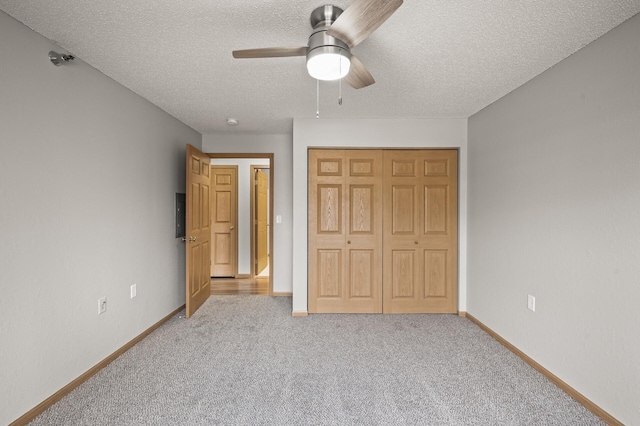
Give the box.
[232,0,403,89]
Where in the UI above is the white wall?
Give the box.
[210,158,270,275]
[292,118,468,314]
[0,11,202,425]
[202,134,293,294]
[467,14,640,425]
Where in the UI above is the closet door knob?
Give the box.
[414,240,418,244]
[347,240,351,244]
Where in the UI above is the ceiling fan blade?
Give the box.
[345,55,375,89]
[232,46,307,59]
[327,0,403,48]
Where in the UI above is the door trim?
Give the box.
[206,153,274,296]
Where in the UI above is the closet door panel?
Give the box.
[345,150,382,312]
[309,150,346,313]
[309,149,382,313]
[384,150,458,313]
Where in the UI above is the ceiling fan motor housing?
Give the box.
[310,4,343,29]
[308,29,351,57]
[309,5,350,55]
[307,5,351,80]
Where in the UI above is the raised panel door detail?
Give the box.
[318,158,342,176]
[190,243,201,296]
[215,174,231,185]
[424,159,449,176]
[349,250,373,297]
[201,240,211,291]
[424,185,448,234]
[202,241,210,269]
[317,249,342,297]
[191,183,201,230]
[215,191,231,223]
[318,185,341,233]
[350,159,374,176]
[424,250,447,297]
[202,162,210,178]
[201,184,210,230]
[392,160,416,177]
[214,233,231,264]
[392,250,415,298]
[350,185,373,234]
[392,186,415,234]
[191,156,200,174]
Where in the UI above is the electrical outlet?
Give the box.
[98,297,107,315]
[527,295,536,312]
[130,283,137,299]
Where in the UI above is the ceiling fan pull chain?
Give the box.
[316,79,320,119]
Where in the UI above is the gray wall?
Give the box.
[467,14,640,425]
[0,11,202,425]
[202,134,293,294]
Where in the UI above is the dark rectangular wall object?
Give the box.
[175,193,186,238]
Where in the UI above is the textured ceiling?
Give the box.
[1,1,639,134]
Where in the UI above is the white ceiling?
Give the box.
[1,1,639,135]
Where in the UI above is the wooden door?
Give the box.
[308,149,383,313]
[383,150,458,313]
[256,170,268,274]
[185,145,211,318]
[210,166,237,277]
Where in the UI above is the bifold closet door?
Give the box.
[308,149,383,313]
[383,150,458,313]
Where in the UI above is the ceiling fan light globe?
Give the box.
[306,48,351,81]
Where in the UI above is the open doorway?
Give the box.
[208,154,273,296]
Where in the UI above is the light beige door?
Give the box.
[185,145,211,318]
[383,150,458,313]
[308,149,383,313]
[210,166,237,277]
[256,170,269,274]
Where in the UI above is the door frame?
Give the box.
[250,165,270,277]
[206,153,274,296]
